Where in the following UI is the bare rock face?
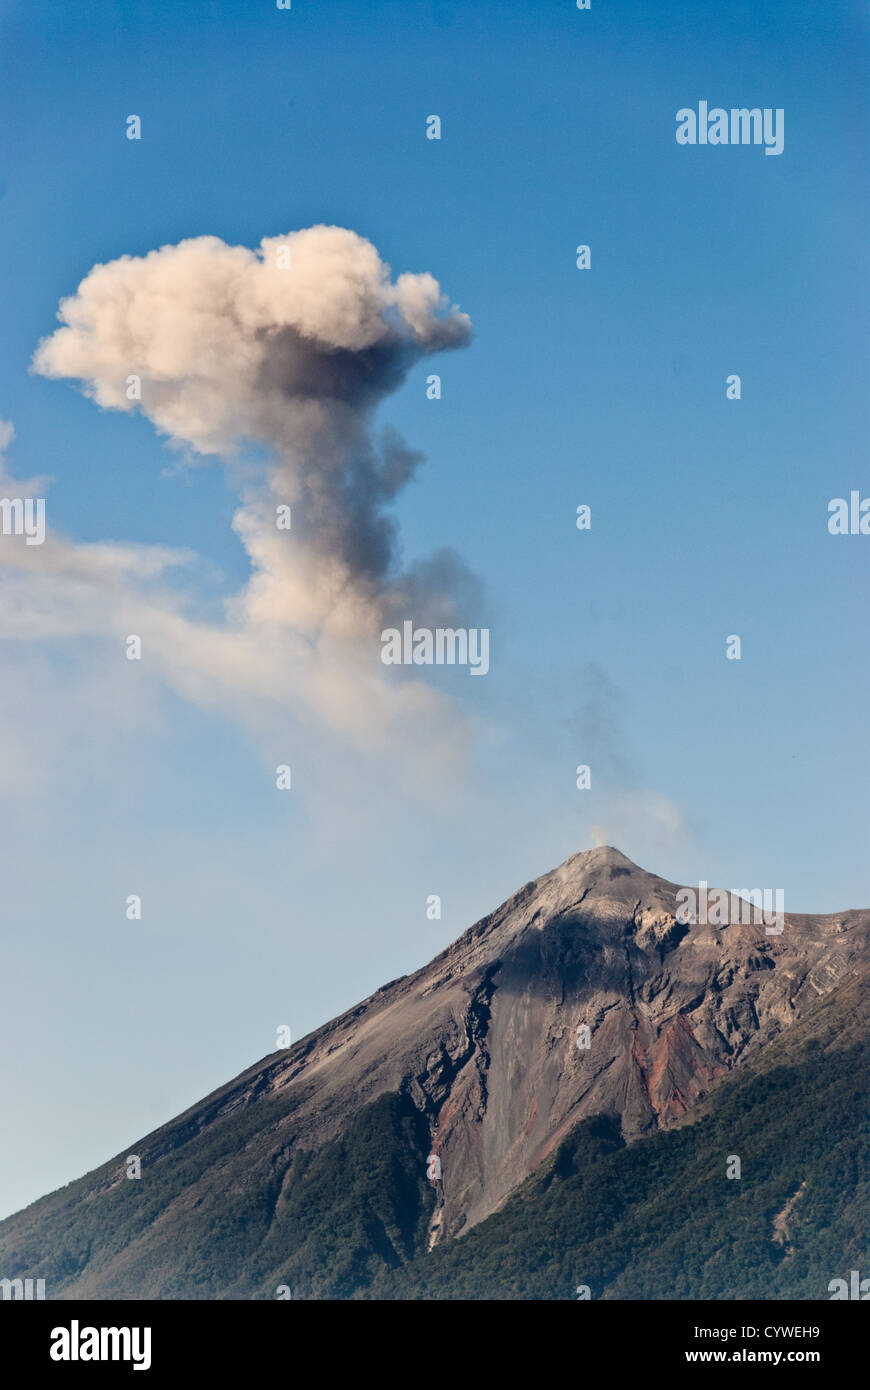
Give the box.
[145,845,868,1245]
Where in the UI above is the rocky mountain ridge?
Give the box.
[2,844,866,1297]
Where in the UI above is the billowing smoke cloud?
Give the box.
[33,225,473,642]
[12,227,486,778]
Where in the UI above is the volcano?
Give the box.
[2,845,867,1300]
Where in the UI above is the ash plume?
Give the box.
[22,227,482,766]
[33,224,473,642]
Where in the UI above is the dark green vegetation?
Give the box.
[2,997,866,1300]
[0,1089,434,1299]
[375,1036,868,1300]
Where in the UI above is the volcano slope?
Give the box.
[1,846,866,1299]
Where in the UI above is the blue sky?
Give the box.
[0,0,866,1218]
